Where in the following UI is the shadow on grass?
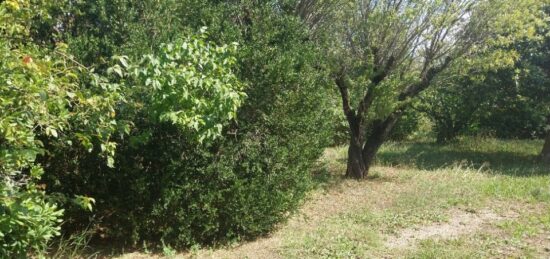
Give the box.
[377,141,549,177]
[310,164,347,191]
[310,156,398,192]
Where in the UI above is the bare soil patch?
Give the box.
[385,209,510,249]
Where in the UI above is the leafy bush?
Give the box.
[2,0,333,251]
[37,1,334,249]
[0,185,63,258]
[0,1,120,255]
[388,108,422,141]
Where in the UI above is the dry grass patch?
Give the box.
[385,209,505,249]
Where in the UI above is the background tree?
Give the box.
[419,49,549,143]
[419,1,550,152]
[317,0,544,178]
[323,0,487,178]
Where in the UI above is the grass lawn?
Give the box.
[116,137,550,258]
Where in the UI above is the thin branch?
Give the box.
[335,72,356,122]
[54,50,89,70]
[399,56,453,100]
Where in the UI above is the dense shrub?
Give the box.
[37,0,335,249]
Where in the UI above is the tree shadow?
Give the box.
[377,142,549,177]
[310,162,347,191]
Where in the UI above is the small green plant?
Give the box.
[49,228,96,259]
[0,186,63,258]
[161,240,176,258]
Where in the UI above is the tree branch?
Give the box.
[356,56,396,117]
[399,56,453,101]
[335,73,356,123]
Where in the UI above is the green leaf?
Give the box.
[107,156,115,168]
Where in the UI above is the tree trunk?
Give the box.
[541,130,550,163]
[362,135,385,176]
[345,114,367,179]
[346,134,367,179]
[361,112,402,175]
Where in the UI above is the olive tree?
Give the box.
[322,0,543,178]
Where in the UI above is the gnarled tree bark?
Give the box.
[347,130,367,178]
[336,60,395,179]
[336,75,368,178]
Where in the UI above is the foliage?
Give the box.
[36,0,335,249]
[110,31,246,143]
[2,0,247,254]
[0,0,121,256]
[419,64,549,142]
[0,186,63,258]
[3,0,548,255]
[421,2,550,142]
[387,108,422,141]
